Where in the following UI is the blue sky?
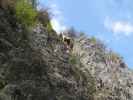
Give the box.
[38,0,133,69]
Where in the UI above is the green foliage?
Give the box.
[69,52,81,65]
[15,0,37,26]
[111,52,122,62]
[31,0,37,8]
[79,32,85,37]
[46,22,53,33]
[90,36,97,44]
[105,51,123,62]
[37,9,54,32]
[69,55,79,65]
[37,9,50,27]
[69,54,96,98]
[0,79,6,90]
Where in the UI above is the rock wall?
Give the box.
[73,36,133,100]
[0,8,95,100]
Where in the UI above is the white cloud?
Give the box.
[38,0,67,33]
[49,2,67,33]
[104,17,133,37]
[50,18,66,34]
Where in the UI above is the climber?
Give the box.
[64,38,70,53]
[63,36,73,53]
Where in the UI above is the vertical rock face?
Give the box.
[73,36,133,100]
[0,8,96,100]
[0,6,133,100]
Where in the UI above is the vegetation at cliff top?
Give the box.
[15,0,37,26]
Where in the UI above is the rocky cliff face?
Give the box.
[0,8,95,100]
[0,7,133,100]
[73,36,133,100]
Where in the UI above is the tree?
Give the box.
[15,0,37,26]
[27,0,37,8]
[31,0,37,8]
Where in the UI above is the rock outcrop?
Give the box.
[73,36,133,100]
[0,8,95,100]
